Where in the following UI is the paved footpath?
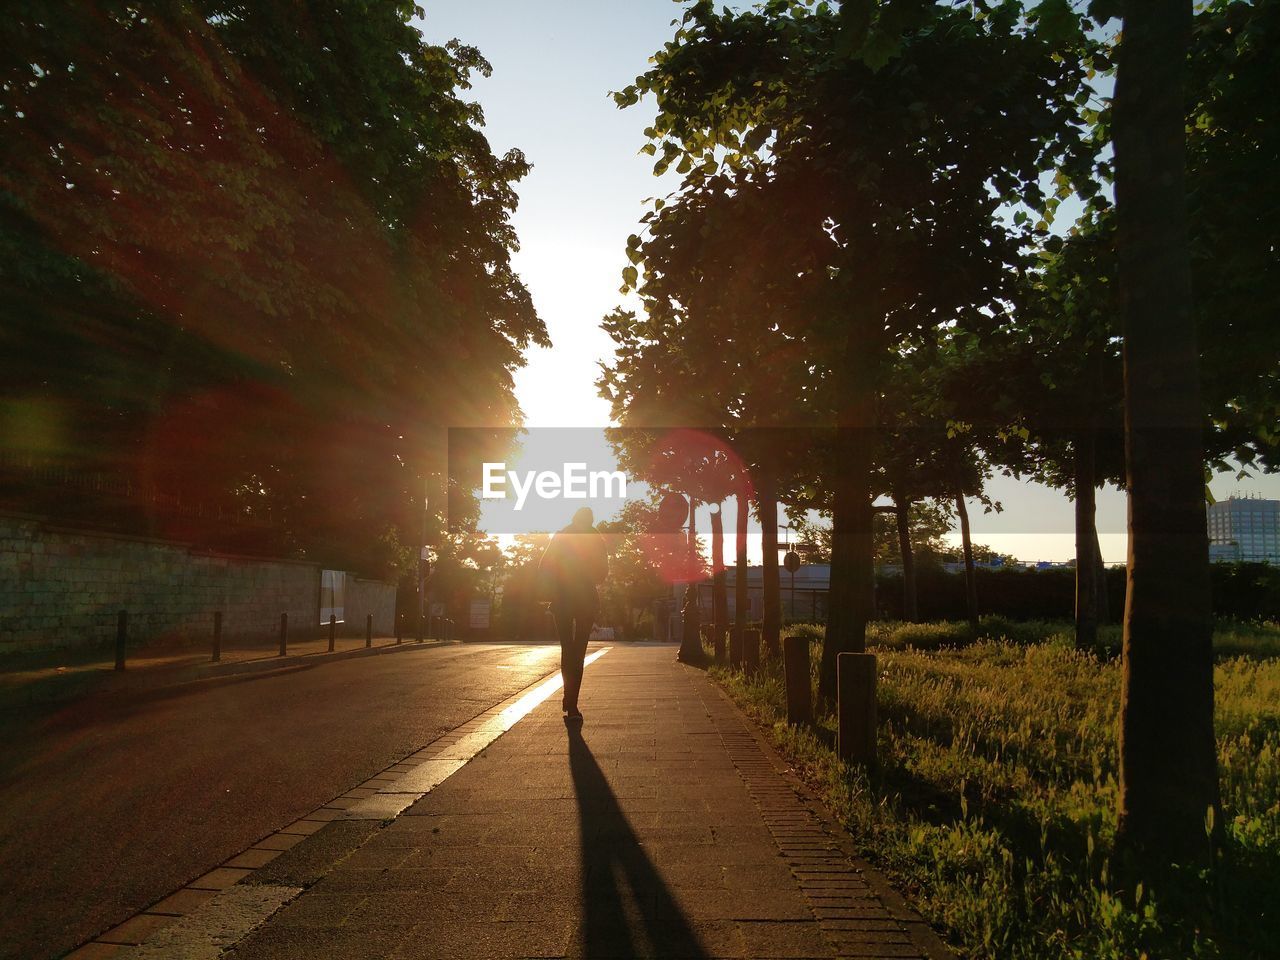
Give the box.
[96,645,952,960]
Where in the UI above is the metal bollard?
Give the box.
[366,613,373,648]
[279,612,288,657]
[328,614,336,652]
[837,652,877,766]
[395,613,402,645]
[743,628,761,675]
[212,611,223,663]
[783,635,812,725]
[115,610,127,671]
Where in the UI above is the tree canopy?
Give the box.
[0,0,547,575]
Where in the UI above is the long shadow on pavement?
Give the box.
[567,722,708,959]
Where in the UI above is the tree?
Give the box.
[618,0,1093,697]
[597,500,671,640]
[1111,0,1216,863]
[1186,0,1280,480]
[599,176,814,657]
[0,1,547,573]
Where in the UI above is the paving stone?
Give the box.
[278,819,327,836]
[253,833,305,852]
[149,887,219,915]
[188,866,254,891]
[224,848,282,869]
[64,943,126,958]
[305,806,344,820]
[96,912,177,944]
[815,906,895,920]
[832,943,924,958]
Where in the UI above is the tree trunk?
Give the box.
[711,503,729,657]
[893,490,918,622]
[1094,525,1111,624]
[1113,0,1217,864]
[820,342,877,700]
[734,483,749,654]
[678,497,701,662]
[1074,432,1100,651]
[759,464,781,656]
[955,492,979,631]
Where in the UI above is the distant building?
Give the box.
[1207,496,1280,564]
[1208,541,1242,564]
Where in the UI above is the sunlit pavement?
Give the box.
[105,645,953,960]
[0,642,564,960]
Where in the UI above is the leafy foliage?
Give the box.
[0,1,547,575]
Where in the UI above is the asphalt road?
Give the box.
[0,642,563,960]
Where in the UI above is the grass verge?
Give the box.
[711,619,1280,959]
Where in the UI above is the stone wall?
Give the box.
[0,513,394,652]
[345,577,397,636]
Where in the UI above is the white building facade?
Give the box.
[1207,496,1280,564]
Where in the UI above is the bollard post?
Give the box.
[212,611,223,663]
[366,613,373,648]
[415,615,423,643]
[279,612,288,657]
[783,635,812,725]
[328,614,336,652]
[837,652,878,766]
[115,610,127,671]
[395,613,402,645]
[743,628,761,676]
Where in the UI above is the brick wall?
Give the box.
[0,514,394,652]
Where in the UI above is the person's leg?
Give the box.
[563,601,595,714]
[552,604,575,712]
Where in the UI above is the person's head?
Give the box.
[571,507,594,529]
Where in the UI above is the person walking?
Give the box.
[539,507,608,720]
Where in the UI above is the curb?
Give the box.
[5,639,459,710]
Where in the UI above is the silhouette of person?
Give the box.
[539,506,608,720]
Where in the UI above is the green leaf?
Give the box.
[743,124,771,153]
[1031,0,1084,50]
[860,28,899,72]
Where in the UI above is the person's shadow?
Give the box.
[567,724,709,959]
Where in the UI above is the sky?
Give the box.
[416,1,1279,565]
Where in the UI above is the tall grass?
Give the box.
[712,620,1280,959]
